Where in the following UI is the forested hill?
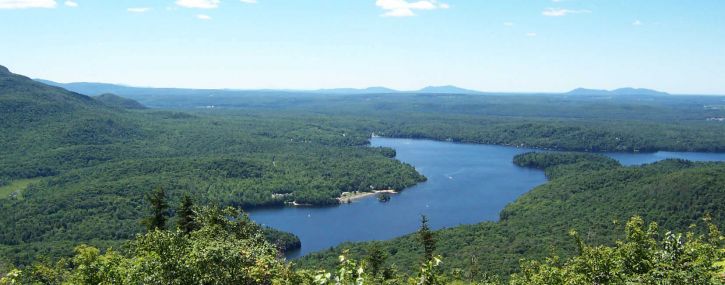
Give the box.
[0,66,425,266]
[0,65,109,126]
[0,65,145,180]
[94,93,147,110]
[0,65,92,104]
[298,153,725,278]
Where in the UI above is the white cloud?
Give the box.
[196,14,211,20]
[542,8,590,17]
[176,0,219,9]
[240,0,256,3]
[503,22,514,27]
[525,32,537,37]
[63,0,76,7]
[0,0,56,9]
[127,7,150,13]
[376,0,449,17]
[632,20,642,26]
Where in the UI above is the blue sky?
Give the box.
[1,0,724,94]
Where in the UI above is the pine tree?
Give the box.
[418,215,436,262]
[143,186,168,231]
[178,194,196,234]
[366,242,387,277]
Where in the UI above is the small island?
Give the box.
[377,192,391,203]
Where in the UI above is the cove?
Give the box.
[247,138,725,258]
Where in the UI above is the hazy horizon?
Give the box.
[21,75,718,96]
[1,0,724,94]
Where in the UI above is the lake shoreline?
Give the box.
[250,138,725,259]
[368,135,725,154]
[337,189,398,203]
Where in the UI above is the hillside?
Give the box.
[94,93,147,109]
[0,67,425,265]
[0,65,146,180]
[1,66,109,127]
[298,153,725,278]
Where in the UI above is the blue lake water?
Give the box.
[248,138,725,258]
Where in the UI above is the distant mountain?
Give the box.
[415,85,482,94]
[94,93,147,110]
[566,88,611,96]
[567,87,669,96]
[35,79,215,96]
[610,88,670,96]
[38,79,487,97]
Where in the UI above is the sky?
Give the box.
[1,0,724,94]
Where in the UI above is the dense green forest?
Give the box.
[44,81,725,152]
[45,77,725,153]
[92,93,147,110]
[0,66,424,265]
[298,153,725,280]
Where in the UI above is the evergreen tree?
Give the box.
[366,242,387,277]
[177,194,196,234]
[143,186,168,231]
[418,215,436,262]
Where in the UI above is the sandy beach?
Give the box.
[337,189,398,203]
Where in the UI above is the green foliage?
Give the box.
[509,216,724,285]
[312,251,367,285]
[93,93,146,110]
[414,256,444,285]
[513,152,621,179]
[177,194,196,234]
[365,243,387,277]
[2,206,287,285]
[2,210,723,284]
[143,186,168,231]
[0,178,41,201]
[418,216,436,263]
[263,227,301,253]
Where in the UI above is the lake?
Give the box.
[248,138,725,258]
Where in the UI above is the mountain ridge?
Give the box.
[37,79,490,96]
[416,85,482,94]
[38,78,680,97]
[0,65,105,116]
[567,87,670,96]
